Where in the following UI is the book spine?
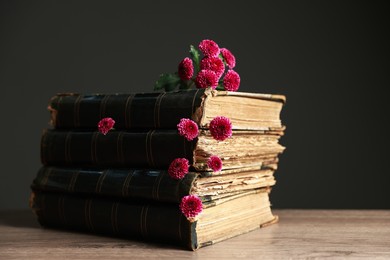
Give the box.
[31,166,198,203]
[41,129,196,168]
[49,89,205,129]
[30,191,198,250]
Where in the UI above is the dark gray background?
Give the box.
[1,1,389,210]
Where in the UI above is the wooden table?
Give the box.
[0,210,389,259]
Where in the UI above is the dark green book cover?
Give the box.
[30,191,198,250]
[49,89,205,130]
[41,129,196,168]
[31,166,198,204]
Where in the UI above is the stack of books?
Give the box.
[30,88,286,250]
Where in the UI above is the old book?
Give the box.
[48,89,285,131]
[41,129,285,170]
[30,189,277,250]
[31,166,276,203]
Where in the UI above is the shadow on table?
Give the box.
[0,210,40,228]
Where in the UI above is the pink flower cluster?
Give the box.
[98,117,115,135]
[207,155,223,172]
[209,116,233,141]
[178,39,240,91]
[199,39,220,58]
[177,118,198,141]
[180,195,203,219]
[168,158,190,180]
[178,58,194,80]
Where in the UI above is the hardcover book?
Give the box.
[31,166,276,203]
[40,129,285,171]
[30,188,276,251]
[48,89,285,131]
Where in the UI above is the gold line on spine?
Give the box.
[154,92,166,128]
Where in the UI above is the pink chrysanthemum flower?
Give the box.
[223,70,241,92]
[199,39,220,58]
[200,57,225,79]
[195,69,219,89]
[168,158,190,180]
[209,116,233,141]
[180,195,203,219]
[178,57,194,81]
[220,48,236,69]
[207,155,223,172]
[177,118,199,141]
[98,117,115,135]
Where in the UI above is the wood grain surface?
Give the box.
[1,210,389,259]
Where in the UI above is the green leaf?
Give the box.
[154,73,181,92]
[216,83,225,91]
[189,45,200,73]
[219,53,227,66]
